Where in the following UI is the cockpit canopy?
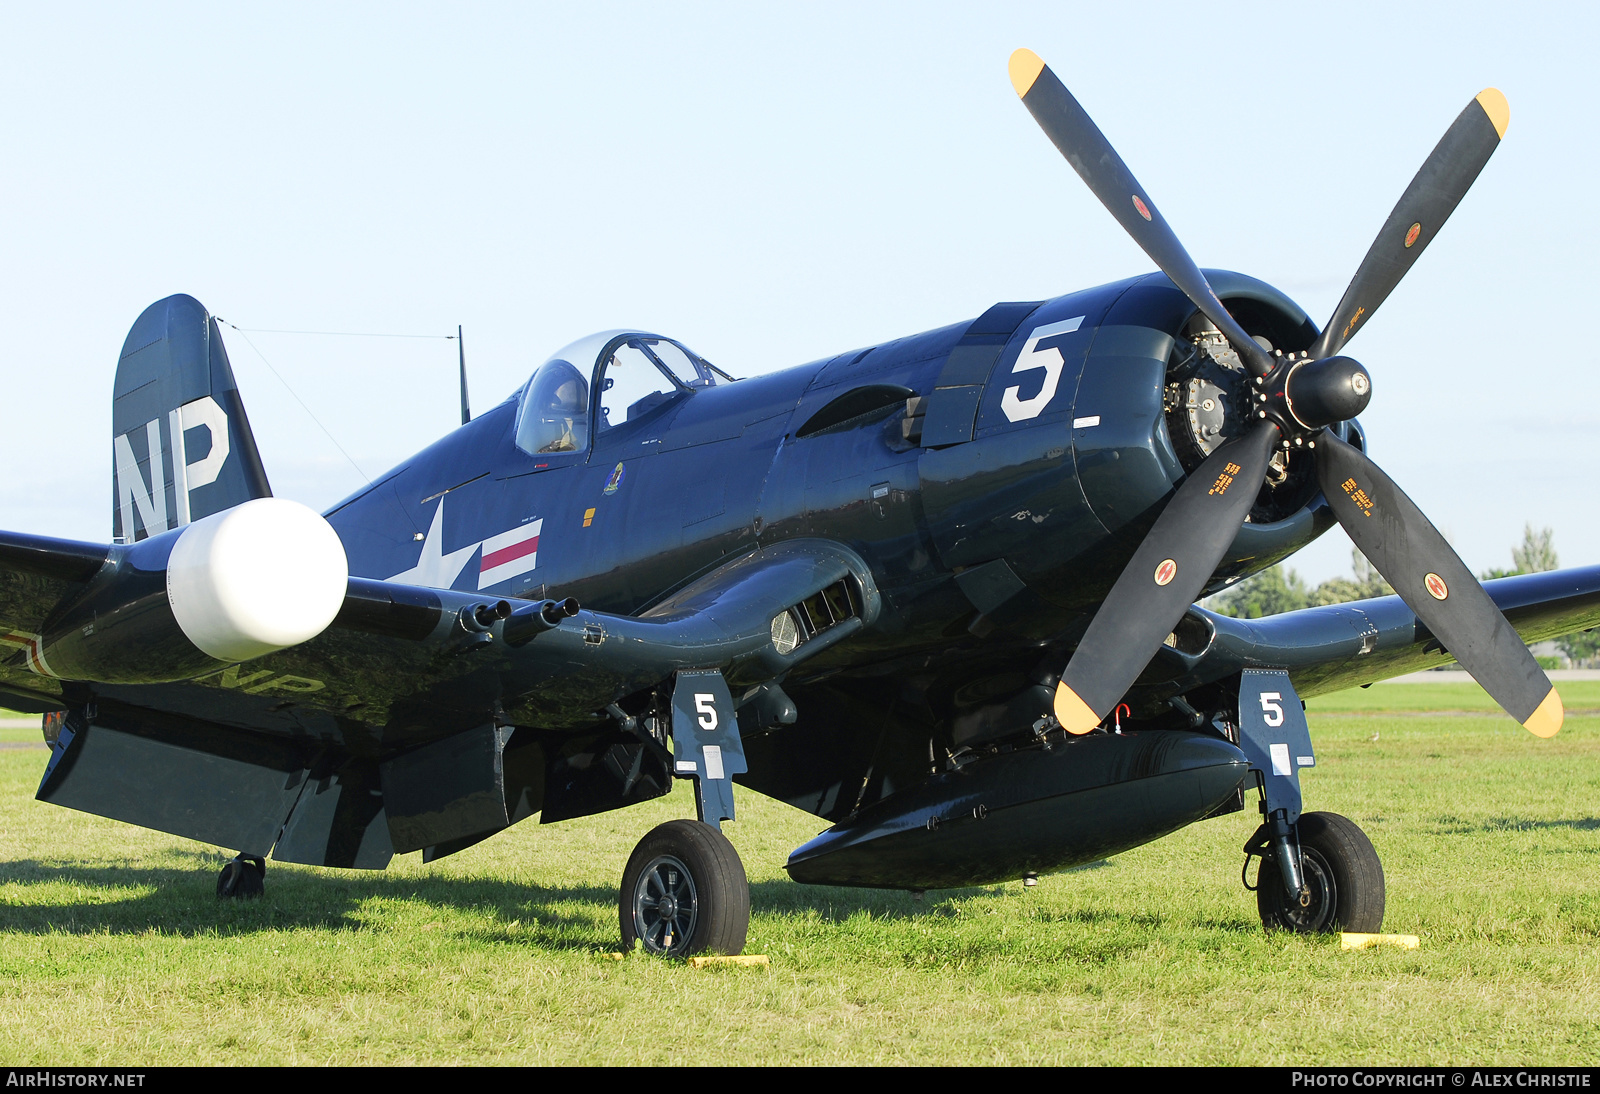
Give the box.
[514,331,731,457]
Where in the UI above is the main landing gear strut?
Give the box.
[1237,670,1385,934]
[619,669,752,958]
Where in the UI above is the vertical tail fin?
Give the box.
[111,295,272,543]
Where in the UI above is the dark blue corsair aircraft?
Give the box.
[5,51,1599,955]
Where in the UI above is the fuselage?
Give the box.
[326,269,1345,686]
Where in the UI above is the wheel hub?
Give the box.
[632,854,699,955]
[1276,849,1336,933]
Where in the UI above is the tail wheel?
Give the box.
[621,820,748,958]
[1257,811,1384,934]
[216,854,266,900]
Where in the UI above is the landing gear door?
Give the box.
[1237,668,1315,824]
[670,669,748,828]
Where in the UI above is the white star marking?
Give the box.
[387,499,478,589]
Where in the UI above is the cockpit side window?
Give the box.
[595,337,730,434]
[651,338,735,386]
[646,340,709,389]
[598,342,679,433]
[514,359,590,455]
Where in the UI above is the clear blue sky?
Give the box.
[3,2,1594,585]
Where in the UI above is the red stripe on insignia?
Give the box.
[481,535,539,571]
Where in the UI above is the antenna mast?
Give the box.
[458,324,471,425]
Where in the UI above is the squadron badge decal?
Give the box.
[604,462,626,496]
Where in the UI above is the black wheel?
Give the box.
[620,820,748,957]
[1257,811,1384,933]
[216,854,266,900]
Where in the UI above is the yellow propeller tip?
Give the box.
[1523,687,1562,738]
[1053,683,1099,735]
[1009,48,1046,98]
[1475,88,1510,139]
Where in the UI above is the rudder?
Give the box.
[111,295,271,542]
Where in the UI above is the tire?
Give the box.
[1257,811,1384,934]
[216,854,266,900]
[620,820,749,957]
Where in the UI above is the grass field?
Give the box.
[1,683,1597,1065]
[1308,678,1600,715]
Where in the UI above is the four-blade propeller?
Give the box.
[1008,49,1561,740]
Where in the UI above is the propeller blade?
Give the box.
[1054,420,1281,734]
[1315,432,1561,737]
[1311,89,1509,359]
[1010,48,1274,377]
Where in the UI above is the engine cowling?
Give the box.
[36,498,348,684]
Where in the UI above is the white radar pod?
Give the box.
[165,498,349,663]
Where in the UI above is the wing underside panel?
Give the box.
[36,703,394,868]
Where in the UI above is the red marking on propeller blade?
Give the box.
[1154,559,1177,586]
[1424,573,1449,600]
[1404,222,1422,248]
[1132,195,1152,221]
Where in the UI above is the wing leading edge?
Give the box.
[1135,566,1600,710]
